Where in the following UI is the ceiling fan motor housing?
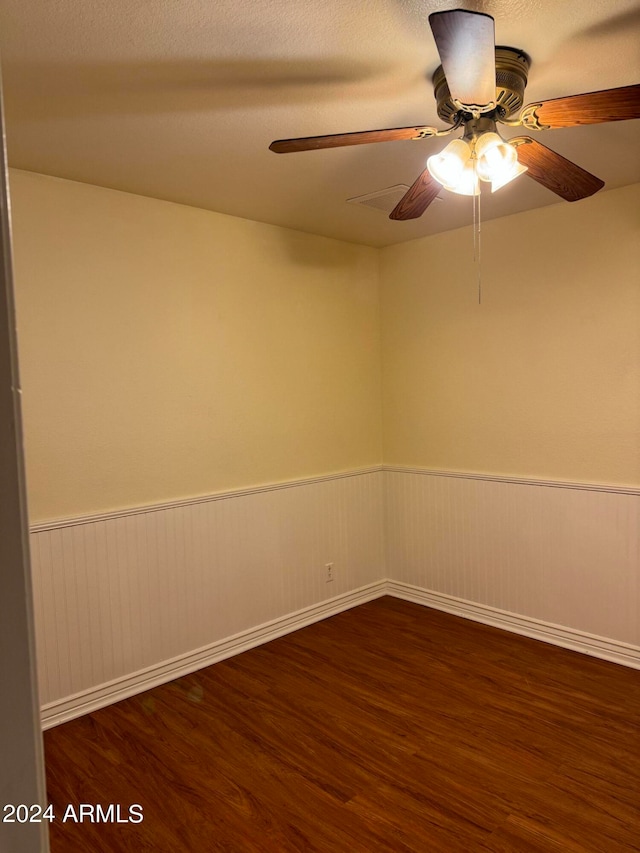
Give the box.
[433,47,531,123]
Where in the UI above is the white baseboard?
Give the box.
[387,581,640,671]
[40,580,387,729]
[42,578,640,728]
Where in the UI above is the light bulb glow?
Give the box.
[446,158,480,196]
[491,160,528,192]
[475,132,518,183]
[427,139,471,187]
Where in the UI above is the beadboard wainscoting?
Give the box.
[32,466,640,728]
[384,467,640,665]
[31,469,385,728]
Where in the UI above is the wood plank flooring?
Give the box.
[44,597,640,851]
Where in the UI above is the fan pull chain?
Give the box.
[471,159,482,305]
[477,183,482,305]
[472,174,476,259]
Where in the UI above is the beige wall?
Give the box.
[380,183,640,487]
[10,170,382,522]
[11,171,640,523]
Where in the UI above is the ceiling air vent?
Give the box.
[347,185,412,214]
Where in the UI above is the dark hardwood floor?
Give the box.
[44,597,640,852]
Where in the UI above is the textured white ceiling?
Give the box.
[1,0,639,246]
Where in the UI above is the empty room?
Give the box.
[1,1,639,851]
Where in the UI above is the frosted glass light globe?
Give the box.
[427,139,472,187]
[475,132,518,183]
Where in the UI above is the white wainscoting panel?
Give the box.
[30,469,385,723]
[384,468,640,649]
[32,466,640,728]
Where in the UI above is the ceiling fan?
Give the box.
[269,8,640,221]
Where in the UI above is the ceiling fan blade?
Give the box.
[270,126,437,153]
[429,9,496,109]
[524,84,640,128]
[389,169,441,220]
[513,137,604,201]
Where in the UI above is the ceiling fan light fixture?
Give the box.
[475,132,518,182]
[427,138,471,188]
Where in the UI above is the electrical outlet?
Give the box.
[325,562,334,583]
